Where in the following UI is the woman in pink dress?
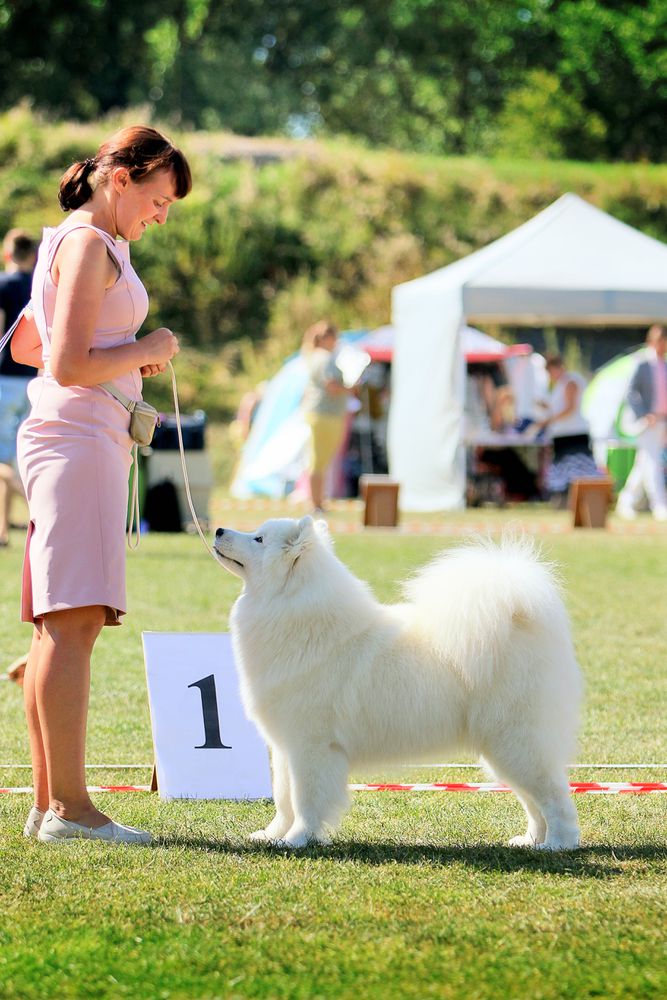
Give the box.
[11,126,191,843]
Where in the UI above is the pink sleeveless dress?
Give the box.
[17,221,149,626]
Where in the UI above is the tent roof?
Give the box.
[459,326,531,362]
[352,325,531,363]
[398,193,667,327]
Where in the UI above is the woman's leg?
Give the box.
[308,415,345,511]
[308,471,325,511]
[22,625,48,811]
[306,417,325,511]
[35,605,111,827]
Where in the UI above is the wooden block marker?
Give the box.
[569,476,614,528]
[360,474,400,527]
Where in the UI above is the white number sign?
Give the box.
[143,632,272,800]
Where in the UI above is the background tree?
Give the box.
[543,0,667,161]
[0,0,663,161]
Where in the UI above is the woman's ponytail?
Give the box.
[58,159,96,212]
[56,127,191,213]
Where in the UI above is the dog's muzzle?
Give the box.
[213,528,244,568]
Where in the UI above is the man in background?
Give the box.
[616,324,667,522]
[0,228,37,375]
[0,228,37,546]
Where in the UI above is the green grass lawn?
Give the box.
[1,505,666,1000]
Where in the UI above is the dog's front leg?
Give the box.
[278,743,350,849]
[249,748,294,843]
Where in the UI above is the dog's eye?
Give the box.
[253,535,263,543]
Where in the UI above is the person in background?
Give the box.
[467,362,539,504]
[11,125,191,844]
[301,320,351,513]
[536,354,598,507]
[0,230,38,546]
[616,324,667,522]
[0,229,38,377]
[464,362,499,439]
[342,360,390,497]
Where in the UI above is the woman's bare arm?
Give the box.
[49,230,178,386]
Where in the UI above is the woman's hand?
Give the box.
[139,327,180,367]
[140,362,167,378]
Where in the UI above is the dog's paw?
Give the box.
[276,828,332,850]
[536,837,580,852]
[508,833,541,848]
[248,828,271,843]
[275,834,309,850]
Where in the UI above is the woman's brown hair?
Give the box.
[301,320,338,353]
[58,125,192,212]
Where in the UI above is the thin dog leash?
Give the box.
[165,360,219,564]
[128,361,218,561]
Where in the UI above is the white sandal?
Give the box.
[37,809,152,844]
[23,806,46,839]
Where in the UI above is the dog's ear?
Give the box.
[284,516,315,565]
[313,518,333,549]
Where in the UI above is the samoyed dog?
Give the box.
[214,517,582,851]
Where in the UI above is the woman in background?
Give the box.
[301,320,351,513]
[537,353,598,506]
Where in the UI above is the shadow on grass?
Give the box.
[154,834,667,877]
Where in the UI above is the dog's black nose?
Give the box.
[215,528,224,539]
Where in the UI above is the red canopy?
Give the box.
[356,325,532,364]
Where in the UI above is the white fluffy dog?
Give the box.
[214,517,582,851]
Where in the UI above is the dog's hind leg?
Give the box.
[249,749,294,843]
[278,743,350,849]
[506,789,547,847]
[481,752,580,850]
[480,753,545,845]
[517,776,579,851]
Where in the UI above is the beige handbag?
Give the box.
[100,381,160,446]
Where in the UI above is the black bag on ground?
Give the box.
[143,479,183,532]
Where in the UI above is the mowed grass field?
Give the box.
[1,501,666,1000]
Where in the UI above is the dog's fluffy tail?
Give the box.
[403,535,570,687]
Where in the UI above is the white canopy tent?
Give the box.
[388,193,667,511]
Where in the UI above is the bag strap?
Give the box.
[0,303,32,359]
[100,379,138,412]
[127,444,141,550]
[99,382,146,550]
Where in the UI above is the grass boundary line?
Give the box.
[2,782,667,795]
[2,762,667,769]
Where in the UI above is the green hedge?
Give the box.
[3,107,667,418]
